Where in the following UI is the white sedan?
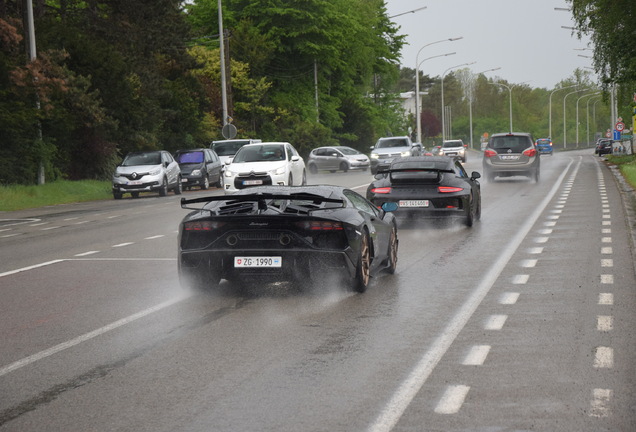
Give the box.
[223,142,307,193]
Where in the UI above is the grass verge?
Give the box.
[0,180,112,212]
[607,154,636,190]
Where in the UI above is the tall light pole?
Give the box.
[489,81,513,132]
[563,88,587,149]
[415,52,456,143]
[549,84,577,139]
[218,0,228,127]
[468,67,501,149]
[587,95,602,146]
[414,37,463,143]
[576,92,600,147]
[441,61,476,142]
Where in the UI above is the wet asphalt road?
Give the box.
[1,149,635,431]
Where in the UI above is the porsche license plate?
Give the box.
[243,179,263,185]
[399,200,429,207]
[234,256,282,268]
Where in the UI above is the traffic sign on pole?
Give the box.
[615,121,625,132]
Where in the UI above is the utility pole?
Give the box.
[25,0,45,184]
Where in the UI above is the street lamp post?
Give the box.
[441,61,476,142]
[587,95,602,146]
[549,84,577,139]
[489,81,513,132]
[576,92,600,147]
[563,88,587,149]
[414,37,463,144]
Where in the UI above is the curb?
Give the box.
[608,163,636,269]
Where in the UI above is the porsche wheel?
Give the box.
[465,194,475,227]
[385,225,398,274]
[353,232,371,293]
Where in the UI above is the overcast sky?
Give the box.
[384,0,594,89]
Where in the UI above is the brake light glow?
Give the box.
[184,221,225,231]
[523,148,537,157]
[484,149,497,158]
[296,221,344,231]
[371,187,392,194]
[438,186,464,193]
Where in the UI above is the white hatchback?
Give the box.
[223,142,306,193]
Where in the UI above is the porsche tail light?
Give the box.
[523,148,537,157]
[484,149,497,158]
[438,186,464,193]
[296,221,344,231]
[183,221,225,231]
[370,187,392,194]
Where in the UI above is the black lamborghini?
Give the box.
[178,185,399,293]
[366,156,481,226]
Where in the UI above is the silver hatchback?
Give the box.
[306,146,370,173]
[482,132,540,182]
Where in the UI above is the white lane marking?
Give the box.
[601,247,613,254]
[602,208,610,213]
[41,226,61,231]
[527,247,543,254]
[590,389,612,418]
[0,296,187,378]
[0,228,10,233]
[597,316,613,332]
[602,237,612,243]
[485,315,507,330]
[593,347,614,368]
[499,292,520,305]
[602,228,611,234]
[601,259,613,267]
[0,260,64,278]
[512,274,529,284]
[534,237,549,243]
[368,158,576,432]
[598,293,614,305]
[602,220,611,226]
[538,229,553,235]
[602,214,611,219]
[601,274,614,284]
[546,215,559,220]
[543,221,557,227]
[462,345,491,365]
[1,233,21,238]
[74,220,89,225]
[144,235,165,240]
[29,222,48,227]
[434,385,471,414]
[74,251,100,257]
[107,215,121,219]
[112,242,134,248]
[64,217,79,221]
[520,259,537,268]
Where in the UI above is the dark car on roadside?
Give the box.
[178,185,399,293]
[595,139,613,156]
[535,138,553,155]
[174,148,223,190]
[482,132,540,182]
[367,156,481,227]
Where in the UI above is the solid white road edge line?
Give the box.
[367,157,578,432]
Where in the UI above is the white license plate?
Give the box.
[399,200,429,207]
[127,180,142,185]
[181,178,188,182]
[234,256,282,268]
[500,155,519,160]
[243,180,263,185]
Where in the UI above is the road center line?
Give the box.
[368,157,578,432]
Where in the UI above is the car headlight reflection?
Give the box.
[370,153,379,159]
[191,169,201,176]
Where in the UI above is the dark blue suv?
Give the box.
[535,138,553,155]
